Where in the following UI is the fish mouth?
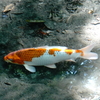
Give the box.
[4,56,13,63]
[5,59,12,63]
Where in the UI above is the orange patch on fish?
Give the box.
[75,50,83,56]
[4,48,47,65]
[65,49,73,55]
[48,48,61,56]
[16,48,46,61]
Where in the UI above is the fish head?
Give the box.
[4,51,24,64]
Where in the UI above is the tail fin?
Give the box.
[80,44,98,60]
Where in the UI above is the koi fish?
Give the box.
[4,44,98,72]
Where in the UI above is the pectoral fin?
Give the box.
[24,64,36,72]
[45,64,56,69]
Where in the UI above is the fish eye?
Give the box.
[9,59,13,62]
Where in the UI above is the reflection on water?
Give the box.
[66,64,78,75]
[49,59,100,100]
[3,58,100,99]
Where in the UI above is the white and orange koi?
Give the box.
[4,44,98,72]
